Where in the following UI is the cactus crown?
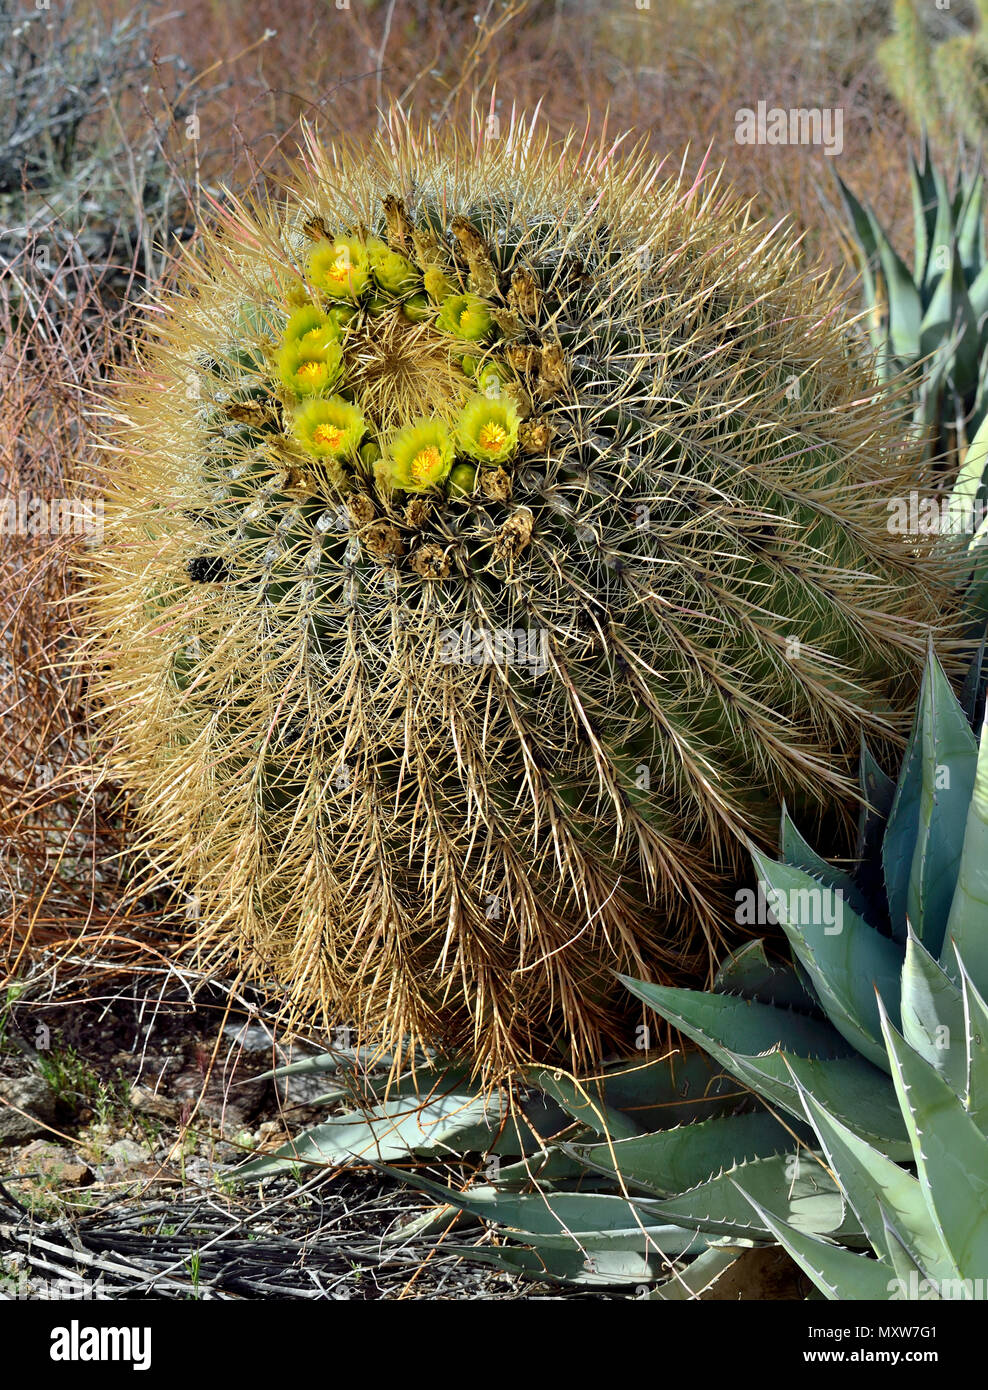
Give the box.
[90,109,952,1078]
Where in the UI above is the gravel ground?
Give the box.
[0,980,587,1301]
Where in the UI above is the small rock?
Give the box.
[0,1072,56,1145]
[223,1022,280,1054]
[128,1084,180,1120]
[254,1121,289,1152]
[103,1138,147,1166]
[15,1141,93,1187]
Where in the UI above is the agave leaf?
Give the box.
[930,160,955,286]
[948,415,988,539]
[957,960,988,1131]
[236,1085,548,1177]
[385,1201,476,1241]
[880,1211,943,1299]
[970,260,988,330]
[533,1070,642,1139]
[646,1245,745,1301]
[561,1110,795,1197]
[443,1242,663,1287]
[709,1049,907,1156]
[962,547,988,631]
[619,976,854,1060]
[250,1048,401,1082]
[653,1151,859,1243]
[919,248,981,398]
[779,807,872,919]
[909,150,933,286]
[881,1005,988,1280]
[957,167,986,282]
[781,1054,910,1156]
[912,347,951,452]
[621,976,909,1152]
[591,1051,749,1130]
[855,735,896,860]
[875,222,924,360]
[835,173,881,313]
[960,634,988,725]
[377,1168,707,1271]
[901,931,968,1097]
[493,1145,592,1187]
[942,705,988,995]
[736,1191,893,1301]
[714,938,821,1014]
[795,1078,958,1285]
[749,851,903,1070]
[910,646,979,957]
[884,678,926,941]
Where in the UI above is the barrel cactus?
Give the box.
[89,111,951,1077]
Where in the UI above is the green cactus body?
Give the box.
[89,112,953,1077]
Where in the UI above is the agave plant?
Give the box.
[89,108,949,1078]
[737,972,988,1300]
[237,1041,846,1291]
[837,146,988,466]
[627,649,988,1159]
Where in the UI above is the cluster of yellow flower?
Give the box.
[275,233,522,495]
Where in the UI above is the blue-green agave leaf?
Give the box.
[884,675,926,941]
[919,248,981,397]
[795,1078,957,1285]
[443,1241,663,1287]
[942,706,988,995]
[592,1051,749,1131]
[780,807,872,919]
[749,851,903,1070]
[957,166,986,282]
[618,976,854,1060]
[959,959,988,1130]
[561,1110,795,1197]
[620,976,909,1152]
[653,1151,859,1243]
[901,931,968,1097]
[714,938,821,1014]
[910,649,979,955]
[881,1005,988,1282]
[734,1190,893,1300]
[532,1070,642,1139]
[646,1245,744,1300]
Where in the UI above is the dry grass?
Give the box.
[96,0,920,270]
[0,243,178,992]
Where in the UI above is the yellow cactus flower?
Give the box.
[371,248,420,294]
[380,420,455,491]
[455,395,520,464]
[293,396,366,459]
[277,337,344,397]
[436,293,493,341]
[308,237,371,301]
[284,304,339,352]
